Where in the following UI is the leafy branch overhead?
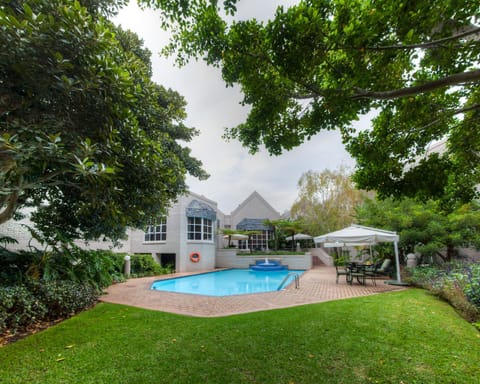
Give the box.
[0,0,207,242]
[143,0,480,207]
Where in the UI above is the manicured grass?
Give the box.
[0,289,479,383]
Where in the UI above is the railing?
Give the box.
[277,272,300,291]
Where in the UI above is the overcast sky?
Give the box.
[114,1,366,214]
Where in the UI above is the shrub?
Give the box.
[406,262,480,322]
[0,285,47,333]
[0,280,99,335]
[130,254,164,277]
[463,264,480,307]
[29,280,99,320]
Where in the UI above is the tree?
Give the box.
[142,0,480,207]
[291,168,370,236]
[263,218,280,251]
[355,198,480,263]
[274,218,304,251]
[219,228,245,247]
[0,0,207,243]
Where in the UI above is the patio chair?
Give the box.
[374,259,392,276]
[335,264,349,284]
[364,259,392,286]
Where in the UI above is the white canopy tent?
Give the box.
[314,224,403,285]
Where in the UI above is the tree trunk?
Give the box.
[0,191,19,225]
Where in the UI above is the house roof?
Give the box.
[230,191,280,217]
[236,218,271,231]
[186,199,217,221]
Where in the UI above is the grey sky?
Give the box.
[114,1,363,214]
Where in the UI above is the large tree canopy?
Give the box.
[0,0,207,243]
[143,0,480,207]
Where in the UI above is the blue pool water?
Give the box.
[150,269,305,297]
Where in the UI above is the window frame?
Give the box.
[187,216,214,242]
[144,217,167,243]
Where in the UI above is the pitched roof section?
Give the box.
[230,191,280,217]
[236,218,271,231]
[186,199,217,221]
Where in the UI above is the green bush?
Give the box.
[406,262,480,322]
[130,254,164,277]
[29,280,99,320]
[0,280,99,334]
[0,285,47,333]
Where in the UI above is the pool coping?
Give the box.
[100,266,407,317]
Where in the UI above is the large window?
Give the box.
[144,217,167,242]
[238,231,272,250]
[188,217,213,241]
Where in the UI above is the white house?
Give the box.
[0,191,284,273]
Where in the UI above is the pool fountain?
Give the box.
[250,259,287,271]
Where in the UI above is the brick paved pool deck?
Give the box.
[100,266,406,317]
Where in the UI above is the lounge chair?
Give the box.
[364,259,392,286]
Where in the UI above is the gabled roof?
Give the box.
[230,191,279,217]
[186,199,217,221]
[236,218,271,231]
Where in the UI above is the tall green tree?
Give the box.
[142,0,480,207]
[291,168,370,236]
[0,0,207,243]
[355,198,480,263]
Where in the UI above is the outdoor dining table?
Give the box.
[345,262,374,285]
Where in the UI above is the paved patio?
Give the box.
[100,266,406,317]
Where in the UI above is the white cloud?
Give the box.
[114,1,363,214]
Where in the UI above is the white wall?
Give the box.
[216,250,312,270]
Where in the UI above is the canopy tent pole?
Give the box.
[385,240,408,286]
[394,241,401,282]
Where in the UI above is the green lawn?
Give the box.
[0,289,479,384]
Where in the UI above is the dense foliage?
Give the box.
[0,247,170,335]
[406,263,480,322]
[0,0,207,243]
[143,0,480,207]
[355,198,480,262]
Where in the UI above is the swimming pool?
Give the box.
[150,269,305,297]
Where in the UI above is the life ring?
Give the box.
[189,252,201,263]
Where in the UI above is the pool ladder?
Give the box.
[277,272,300,291]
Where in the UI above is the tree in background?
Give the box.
[274,218,305,251]
[355,198,480,263]
[291,168,370,236]
[0,0,207,243]
[142,0,480,207]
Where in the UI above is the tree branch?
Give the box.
[352,69,480,100]
[361,26,480,51]
[0,190,19,225]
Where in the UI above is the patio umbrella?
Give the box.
[285,233,313,241]
[223,233,249,240]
